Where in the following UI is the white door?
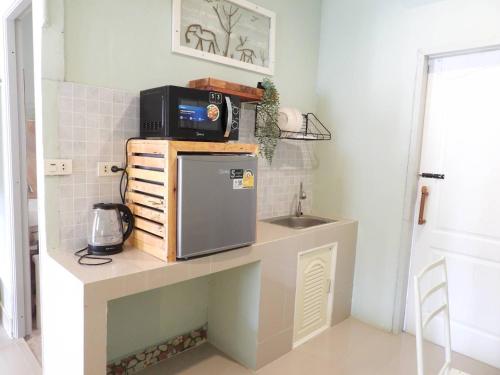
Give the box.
[405,50,500,368]
[294,245,335,346]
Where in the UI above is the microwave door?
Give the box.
[177,154,257,259]
[170,87,224,141]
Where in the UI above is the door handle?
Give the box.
[418,186,429,225]
[224,96,233,138]
[419,173,445,180]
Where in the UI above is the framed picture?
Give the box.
[172,0,276,75]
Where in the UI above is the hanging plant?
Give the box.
[256,78,280,164]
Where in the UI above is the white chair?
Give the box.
[414,257,470,375]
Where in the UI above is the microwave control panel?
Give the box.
[209,92,223,105]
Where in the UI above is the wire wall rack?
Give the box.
[252,106,332,141]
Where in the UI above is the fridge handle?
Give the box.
[224,96,233,138]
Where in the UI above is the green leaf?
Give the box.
[256,78,280,164]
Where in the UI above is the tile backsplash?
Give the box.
[57,82,139,250]
[57,82,314,251]
[238,108,315,219]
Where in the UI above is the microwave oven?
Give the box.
[140,85,240,141]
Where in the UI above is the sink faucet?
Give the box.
[296,182,307,217]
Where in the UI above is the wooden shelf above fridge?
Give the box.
[125,139,259,263]
[188,77,264,102]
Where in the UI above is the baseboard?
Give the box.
[106,324,208,374]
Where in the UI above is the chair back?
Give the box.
[414,257,452,375]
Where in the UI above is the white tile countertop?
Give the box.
[42,217,358,375]
[47,219,353,286]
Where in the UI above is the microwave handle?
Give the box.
[224,96,233,138]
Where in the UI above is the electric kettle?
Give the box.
[88,203,134,255]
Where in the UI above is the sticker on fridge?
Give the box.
[233,169,255,189]
[242,170,254,189]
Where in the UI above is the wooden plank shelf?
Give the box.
[188,77,264,102]
[126,140,259,262]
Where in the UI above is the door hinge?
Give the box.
[326,278,332,294]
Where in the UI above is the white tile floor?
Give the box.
[0,326,41,375]
[2,318,499,374]
[141,318,500,375]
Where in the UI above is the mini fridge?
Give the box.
[177,154,257,259]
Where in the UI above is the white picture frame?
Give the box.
[172,0,276,75]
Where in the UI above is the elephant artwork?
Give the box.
[174,0,275,74]
[235,36,256,64]
[185,24,220,54]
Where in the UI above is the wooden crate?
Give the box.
[126,140,259,262]
[188,77,264,102]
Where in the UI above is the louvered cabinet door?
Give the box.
[294,246,333,345]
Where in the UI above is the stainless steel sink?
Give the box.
[265,215,336,229]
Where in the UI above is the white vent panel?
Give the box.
[294,246,334,345]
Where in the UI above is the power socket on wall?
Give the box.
[45,159,73,176]
[97,162,123,177]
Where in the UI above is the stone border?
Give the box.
[106,324,208,374]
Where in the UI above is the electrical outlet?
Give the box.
[45,159,72,176]
[97,162,123,177]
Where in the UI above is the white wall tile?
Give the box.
[99,88,113,102]
[59,126,73,141]
[73,141,86,156]
[99,115,112,129]
[86,86,99,99]
[87,128,100,142]
[73,98,86,113]
[99,101,112,116]
[73,84,87,99]
[59,111,73,127]
[87,114,99,128]
[73,112,86,127]
[73,127,86,140]
[59,82,74,97]
[74,183,86,198]
[87,100,99,114]
[112,90,124,103]
[59,141,73,158]
[56,82,140,250]
[56,82,314,250]
[86,183,100,198]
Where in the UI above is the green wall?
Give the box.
[107,263,261,363]
[107,276,211,361]
[314,0,500,331]
[64,0,322,112]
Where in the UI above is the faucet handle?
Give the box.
[299,182,307,199]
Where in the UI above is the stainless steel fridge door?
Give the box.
[177,154,257,259]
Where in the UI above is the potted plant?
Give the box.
[256,78,280,164]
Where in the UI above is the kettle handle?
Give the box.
[116,204,134,242]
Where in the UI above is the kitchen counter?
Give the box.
[48,220,310,286]
[43,217,357,375]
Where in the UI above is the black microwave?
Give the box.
[140,85,240,141]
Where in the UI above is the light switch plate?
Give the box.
[97,161,123,177]
[45,159,72,176]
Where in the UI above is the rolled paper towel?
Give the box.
[278,108,304,132]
